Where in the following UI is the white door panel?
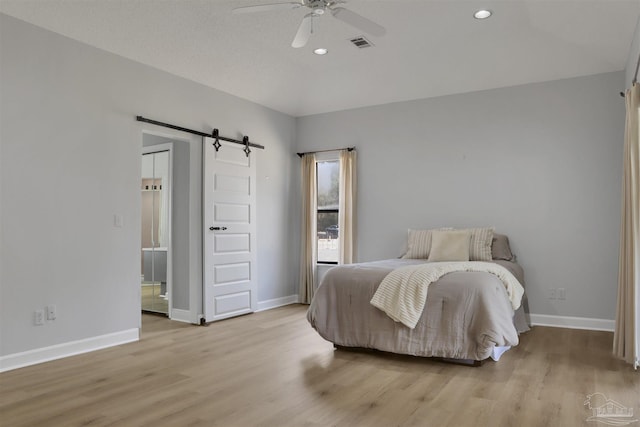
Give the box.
[215,203,251,223]
[215,292,251,316]
[214,233,251,253]
[215,174,250,194]
[215,145,251,167]
[203,138,257,322]
[214,262,251,284]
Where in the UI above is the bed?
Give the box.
[306,229,530,363]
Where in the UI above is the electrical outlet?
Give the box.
[548,288,557,300]
[34,310,45,326]
[47,304,57,320]
[557,288,566,300]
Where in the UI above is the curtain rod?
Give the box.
[297,146,355,158]
[136,116,265,150]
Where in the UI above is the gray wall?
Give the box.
[0,10,632,360]
[0,14,298,356]
[296,72,625,320]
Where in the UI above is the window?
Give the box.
[317,160,339,263]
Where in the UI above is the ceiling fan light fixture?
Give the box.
[474,9,492,19]
[313,48,328,55]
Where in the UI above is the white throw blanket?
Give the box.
[370,262,525,329]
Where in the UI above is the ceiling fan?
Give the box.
[232,0,386,48]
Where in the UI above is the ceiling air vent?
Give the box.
[349,36,373,49]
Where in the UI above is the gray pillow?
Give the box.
[492,233,514,261]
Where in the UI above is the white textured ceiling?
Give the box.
[1,0,639,117]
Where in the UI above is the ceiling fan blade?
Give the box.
[232,2,303,14]
[330,7,386,37]
[291,13,313,48]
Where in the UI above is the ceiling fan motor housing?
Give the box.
[305,0,337,12]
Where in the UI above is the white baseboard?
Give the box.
[170,308,194,324]
[0,328,139,373]
[256,294,299,312]
[530,314,615,332]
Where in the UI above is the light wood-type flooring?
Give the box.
[1,304,638,427]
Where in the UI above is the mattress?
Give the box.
[307,258,529,361]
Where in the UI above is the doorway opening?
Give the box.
[141,144,172,316]
[139,127,203,326]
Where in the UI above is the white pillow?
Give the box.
[457,227,494,261]
[402,228,452,259]
[428,230,471,262]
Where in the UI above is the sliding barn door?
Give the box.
[203,137,257,322]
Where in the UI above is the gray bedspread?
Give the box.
[307,259,530,361]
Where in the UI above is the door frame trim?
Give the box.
[139,127,203,325]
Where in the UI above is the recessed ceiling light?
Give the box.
[314,48,328,55]
[474,9,492,19]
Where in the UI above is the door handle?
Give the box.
[209,226,227,231]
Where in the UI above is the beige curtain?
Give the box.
[299,154,317,304]
[339,150,357,264]
[613,83,640,368]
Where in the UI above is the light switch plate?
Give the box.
[47,304,57,320]
[34,310,45,325]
